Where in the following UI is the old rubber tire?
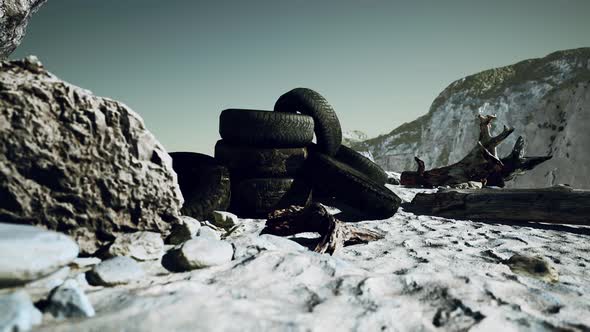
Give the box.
[306,152,401,219]
[335,145,388,185]
[274,88,342,156]
[214,140,308,178]
[231,178,312,218]
[169,152,231,221]
[219,109,314,148]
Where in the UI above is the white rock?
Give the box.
[70,257,101,269]
[23,267,70,303]
[108,232,164,261]
[172,238,233,270]
[211,211,238,230]
[197,226,221,241]
[166,216,201,245]
[232,234,306,260]
[46,279,95,319]
[0,223,78,287]
[86,256,144,286]
[0,291,42,332]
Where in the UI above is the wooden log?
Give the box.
[261,203,383,255]
[401,142,504,187]
[401,115,551,188]
[407,185,590,226]
[486,136,552,187]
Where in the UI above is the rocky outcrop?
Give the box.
[0,56,183,253]
[352,48,590,188]
[0,0,47,58]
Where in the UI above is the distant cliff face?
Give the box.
[351,48,590,188]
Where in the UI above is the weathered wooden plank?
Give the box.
[407,185,590,226]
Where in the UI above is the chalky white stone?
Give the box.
[0,223,78,286]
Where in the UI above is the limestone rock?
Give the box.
[22,267,70,303]
[69,258,101,269]
[86,256,144,286]
[232,233,306,260]
[0,291,42,332]
[342,130,368,147]
[165,216,201,245]
[355,48,590,188]
[0,223,78,287]
[211,211,238,230]
[170,238,233,270]
[385,171,401,185]
[46,279,95,320]
[504,254,559,283]
[108,232,164,261]
[0,57,183,253]
[0,0,47,58]
[197,226,221,241]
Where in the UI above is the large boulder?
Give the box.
[0,0,47,59]
[352,48,590,188]
[0,56,183,253]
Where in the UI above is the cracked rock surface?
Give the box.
[35,187,589,331]
[0,0,47,58]
[0,56,183,253]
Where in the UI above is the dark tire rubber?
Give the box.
[274,88,342,156]
[219,109,314,148]
[305,152,401,219]
[231,178,312,218]
[335,145,388,185]
[214,140,308,178]
[169,152,231,221]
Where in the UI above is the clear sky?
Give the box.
[11,0,590,155]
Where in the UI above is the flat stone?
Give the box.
[504,254,559,283]
[0,223,79,287]
[197,226,221,241]
[211,211,238,230]
[232,234,306,260]
[0,291,42,332]
[108,232,164,261]
[86,256,144,286]
[23,267,70,303]
[165,216,201,245]
[46,279,95,320]
[70,258,101,269]
[171,238,233,270]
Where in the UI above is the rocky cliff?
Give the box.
[351,48,590,188]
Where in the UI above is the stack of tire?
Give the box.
[169,87,401,221]
[273,88,401,220]
[215,109,315,218]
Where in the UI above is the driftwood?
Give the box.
[486,136,553,187]
[407,185,590,226]
[401,115,551,187]
[261,203,383,255]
